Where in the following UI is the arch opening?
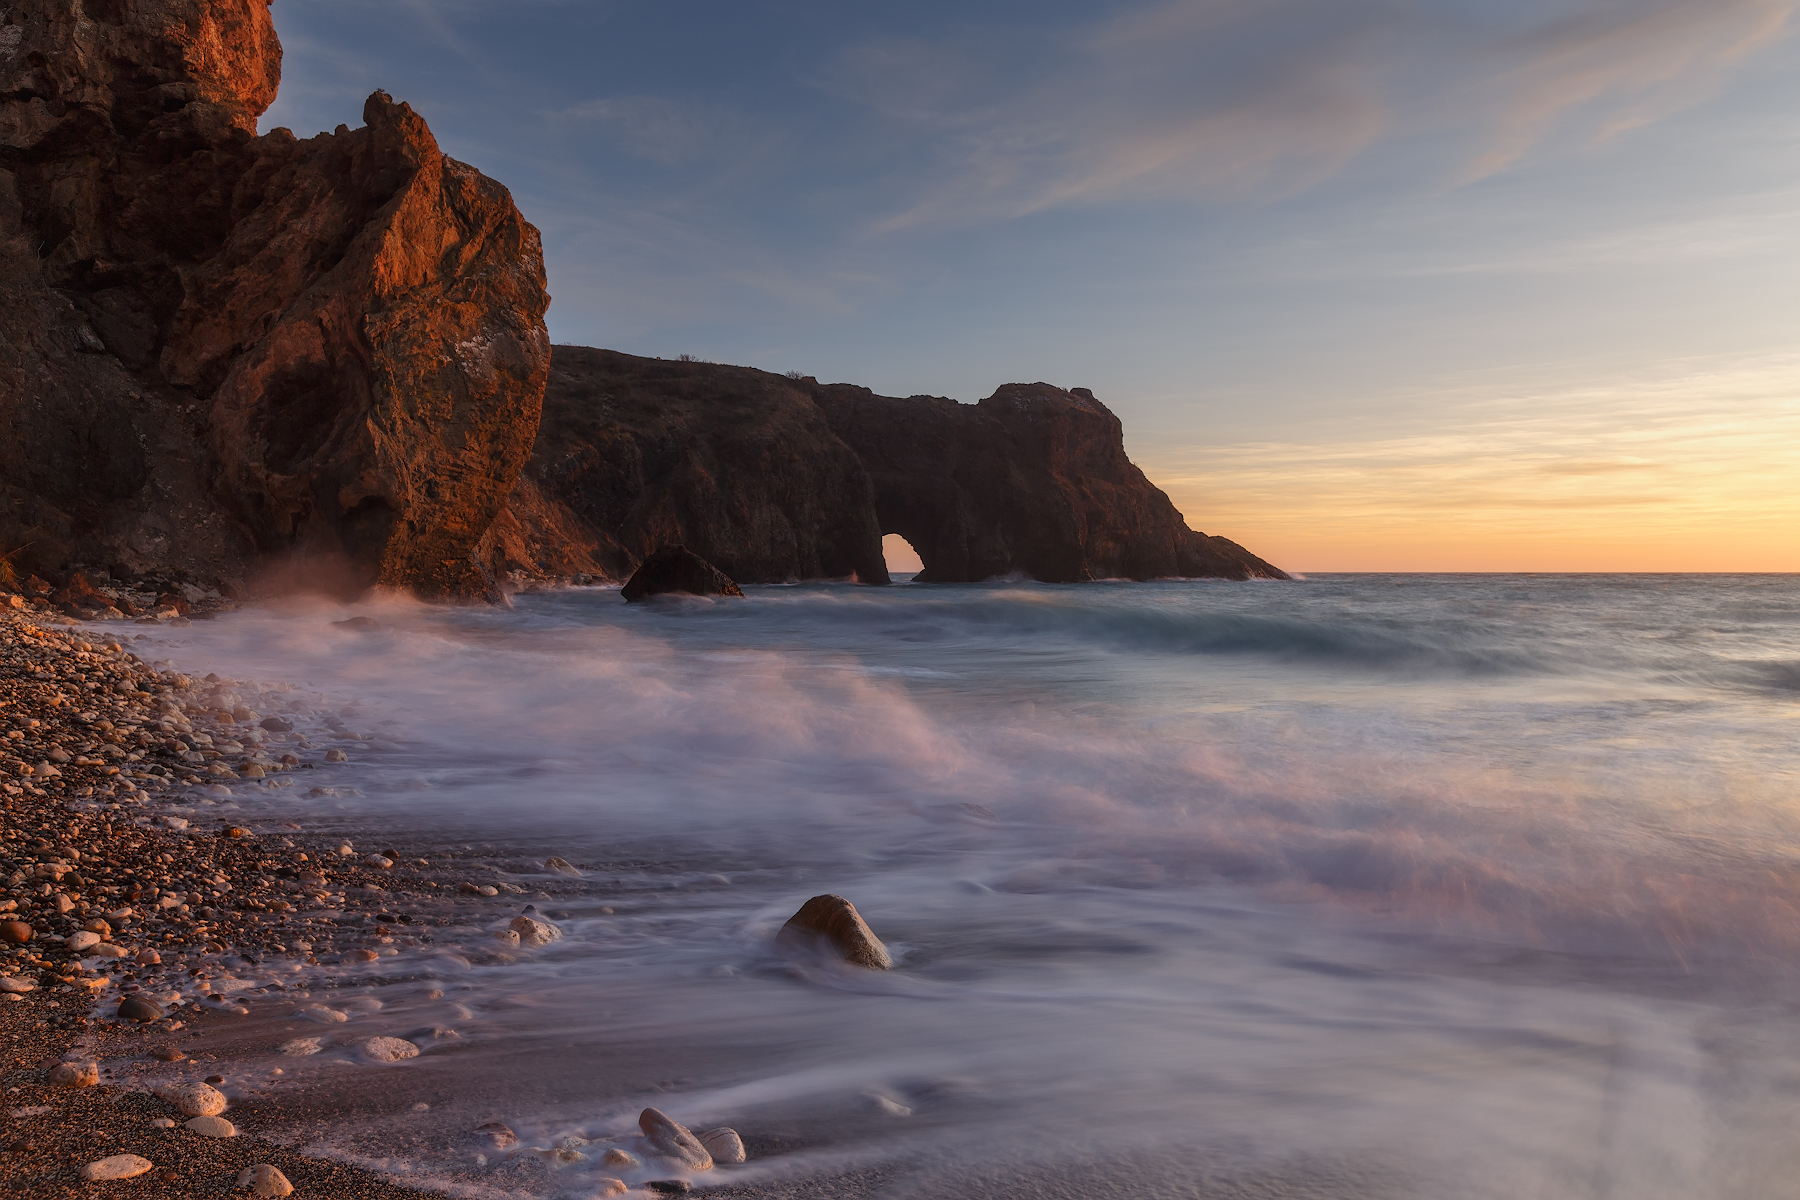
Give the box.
[881,533,923,579]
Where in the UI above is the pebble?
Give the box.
[349,948,379,962]
[0,975,35,994]
[150,1117,175,1128]
[49,1060,99,1087]
[639,1107,713,1170]
[0,920,33,944]
[543,856,581,877]
[325,749,348,762]
[509,913,562,947]
[362,1036,420,1062]
[867,1093,912,1117]
[591,1178,628,1197]
[646,1182,692,1195]
[698,1127,747,1164]
[80,1154,153,1181]
[476,1121,518,1151]
[156,1080,228,1117]
[117,994,165,1022]
[69,930,101,951]
[95,943,130,959]
[236,1163,294,1196]
[280,1037,323,1056]
[600,1148,638,1167]
[185,1114,237,1137]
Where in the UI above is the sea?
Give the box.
[123,574,1800,1199]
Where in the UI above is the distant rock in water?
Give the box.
[621,546,745,602]
[492,349,1286,585]
[0,0,549,598]
[777,894,893,970]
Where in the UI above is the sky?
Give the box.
[262,0,1799,572]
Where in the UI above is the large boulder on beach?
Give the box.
[776,894,892,970]
[620,546,745,602]
[640,1107,713,1170]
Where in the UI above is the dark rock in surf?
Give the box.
[777,894,892,970]
[620,546,744,602]
[116,994,165,1023]
[638,1107,713,1170]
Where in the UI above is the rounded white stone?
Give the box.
[156,1080,227,1117]
[236,1163,294,1197]
[81,1154,152,1181]
[185,1114,236,1137]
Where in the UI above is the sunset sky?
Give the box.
[265,0,1799,573]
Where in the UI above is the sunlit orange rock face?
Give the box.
[0,0,549,596]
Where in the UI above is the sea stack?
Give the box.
[621,546,745,602]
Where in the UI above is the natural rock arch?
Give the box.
[506,352,1285,585]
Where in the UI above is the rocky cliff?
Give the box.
[0,0,550,598]
[0,0,1278,602]
[499,348,1285,585]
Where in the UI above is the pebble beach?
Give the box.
[0,606,473,1195]
[0,604,777,1199]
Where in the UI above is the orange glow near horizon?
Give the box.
[1143,352,1800,574]
[882,534,924,574]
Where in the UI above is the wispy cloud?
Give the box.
[1460,0,1796,181]
[550,95,767,167]
[819,0,1798,230]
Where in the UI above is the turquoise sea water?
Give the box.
[133,575,1800,1198]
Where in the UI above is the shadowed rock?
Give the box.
[777,894,892,970]
[494,349,1286,585]
[117,994,165,1023]
[620,546,745,602]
